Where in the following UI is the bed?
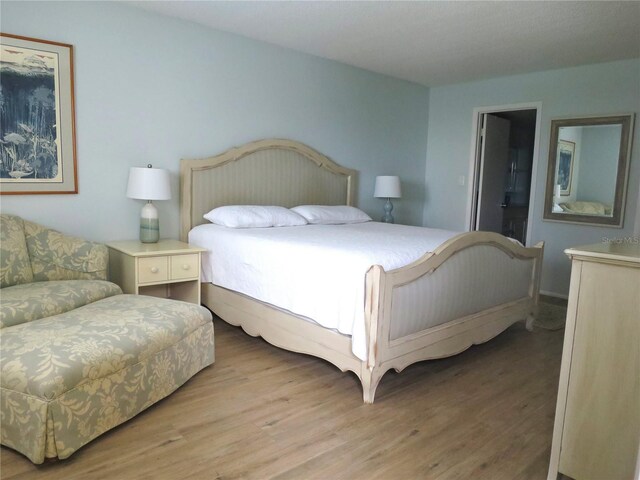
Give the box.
[180,138,544,403]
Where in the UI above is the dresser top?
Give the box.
[565,241,640,264]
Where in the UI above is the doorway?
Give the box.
[468,104,540,246]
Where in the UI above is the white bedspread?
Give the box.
[189,222,459,361]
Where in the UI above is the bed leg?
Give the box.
[360,367,383,404]
[525,302,540,332]
[525,314,535,332]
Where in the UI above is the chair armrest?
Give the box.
[23,220,109,281]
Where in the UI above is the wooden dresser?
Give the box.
[548,242,640,480]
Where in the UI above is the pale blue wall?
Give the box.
[4,2,638,296]
[0,1,430,239]
[577,125,620,205]
[424,59,640,295]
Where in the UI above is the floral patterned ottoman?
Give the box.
[0,294,214,463]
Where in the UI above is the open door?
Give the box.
[468,106,538,245]
[476,114,511,232]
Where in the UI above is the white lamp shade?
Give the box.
[374,176,402,198]
[126,166,171,200]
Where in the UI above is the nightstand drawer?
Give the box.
[138,256,169,284]
[170,254,199,281]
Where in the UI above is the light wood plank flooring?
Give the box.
[1,318,564,480]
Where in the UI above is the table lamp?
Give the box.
[374,175,402,223]
[126,165,171,243]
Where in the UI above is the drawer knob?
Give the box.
[182,264,190,270]
[150,266,159,274]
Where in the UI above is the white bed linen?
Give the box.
[189,222,459,361]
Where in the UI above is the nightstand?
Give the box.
[107,239,206,304]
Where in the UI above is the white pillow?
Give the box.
[203,205,308,228]
[290,205,372,225]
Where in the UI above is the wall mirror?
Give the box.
[543,114,634,227]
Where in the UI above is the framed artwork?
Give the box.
[556,140,575,196]
[0,33,77,194]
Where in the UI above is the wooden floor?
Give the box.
[1,318,564,480]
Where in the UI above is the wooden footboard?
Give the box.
[361,231,544,402]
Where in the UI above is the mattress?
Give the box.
[189,222,459,360]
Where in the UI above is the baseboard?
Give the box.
[540,290,569,301]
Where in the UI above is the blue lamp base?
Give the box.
[381,198,395,224]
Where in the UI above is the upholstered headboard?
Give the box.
[180,139,358,241]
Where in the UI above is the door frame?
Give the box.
[465,102,542,246]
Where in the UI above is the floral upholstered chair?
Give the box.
[0,214,122,328]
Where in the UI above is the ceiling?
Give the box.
[130,1,640,87]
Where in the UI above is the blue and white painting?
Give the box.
[556,140,575,196]
[0,44,61,182]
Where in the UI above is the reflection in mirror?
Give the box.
[544,114,634,227]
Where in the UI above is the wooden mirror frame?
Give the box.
[543,114,635,227]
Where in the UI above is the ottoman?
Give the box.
[0,294,214,463]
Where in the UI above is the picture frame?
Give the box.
[0,33,77,194]
[556,139,575,196]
